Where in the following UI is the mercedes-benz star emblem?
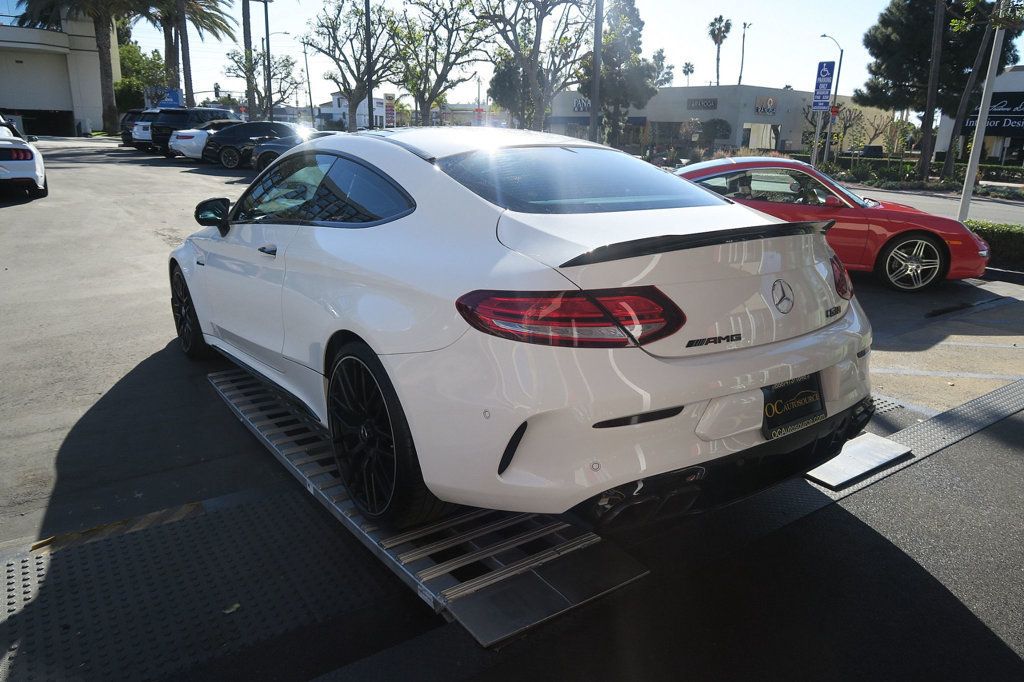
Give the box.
[772,279,795,314]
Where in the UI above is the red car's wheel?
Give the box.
[877,233,946,292]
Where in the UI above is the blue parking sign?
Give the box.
[812,61,835,111]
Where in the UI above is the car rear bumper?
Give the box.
[0,163,44,189]
[380,298,873,514]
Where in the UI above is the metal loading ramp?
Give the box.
[207,369,648,647]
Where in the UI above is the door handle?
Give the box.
[257,244,277,256]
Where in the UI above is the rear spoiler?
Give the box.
[560,220,835,268]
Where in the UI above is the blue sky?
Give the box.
[129,0,1024,107]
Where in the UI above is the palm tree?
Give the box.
[707,15,731,86]
[682,62,694,87]
[133,0,235,104]
[18,0,128,133]
[242,0,254,120]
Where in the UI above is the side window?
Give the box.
[697,171,748,199]
[247,123,273,137]
[234,154,335,223]
[270,123,293,137]
[312,157,414,225]
[747,169,835,206]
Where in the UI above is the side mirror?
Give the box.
[195,197,231,234]
[823,195,843,208]
[27,135,38,143]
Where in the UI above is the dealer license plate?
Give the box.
[761,374,826,440]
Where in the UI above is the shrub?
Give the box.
[964,221,1024,271]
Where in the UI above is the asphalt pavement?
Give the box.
[850,185,1024,224]
[1,138,1022,680]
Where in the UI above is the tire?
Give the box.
[256,152,277,172]
[327,342,454,529]
[219,146,241,169]
[170,267,213,359]
[876,233,947,292]
[30,177,47,199]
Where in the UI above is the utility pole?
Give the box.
[264,1,272,121]
[364,0,373,129]
[738,22,751,85]
[821,34,843,164]
[242,0,255,121]
[918,0,945,180]
[303,41,315,127]
[588,0,604,142]
[959,0,1007,221]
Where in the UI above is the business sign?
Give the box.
[384,93,396,127]
[572,97,591,112]
[812,61,834,112]
[687,97,718,110]
[754,96,777,115]
[158,88,183,108]
[962,92,1024,138]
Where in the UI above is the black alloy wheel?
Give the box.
[328,356,398,518]
[170,268,211,359]
[326,343,454,528]
[256,152,278,172]
[219,146,241,169]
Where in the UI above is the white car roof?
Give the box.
[334,127,605,160]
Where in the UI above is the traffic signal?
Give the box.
[214,83,221,98]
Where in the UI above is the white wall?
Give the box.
[0,49,73,109]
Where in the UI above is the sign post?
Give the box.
[384,93,396,128]
[811,61,834,167]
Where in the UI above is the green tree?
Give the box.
[476,0,594,131]
[224,49,303,119]
[395,0,486,126]
[487,48,535,128]
[578,0,669,147]
[306,0,405,132]
[115,43,167,110]
[853,0,1020,115]
[200,94,241,107]
[707,15,731,87]
[18,0,130,132]
[699,117,730,145]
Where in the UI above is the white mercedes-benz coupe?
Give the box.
[170,128,873,528]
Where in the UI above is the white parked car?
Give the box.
[131,109,160,150]
[0,122,47,198]
[170,128,873,529]
[169,119,241,160]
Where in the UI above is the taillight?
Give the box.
[456,287,685,348]
[6,148,33,161]
[830,255,853,300]
[177,134,194,140]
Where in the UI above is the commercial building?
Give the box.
[549,84,890,155]
[936,64,1024,166]
[0,7,119,135]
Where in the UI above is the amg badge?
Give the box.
[686,333,742,348]
[825,305,841,318]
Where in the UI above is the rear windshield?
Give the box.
[155,110,189,125]
[138,112,158,122]
[436,146,725,214]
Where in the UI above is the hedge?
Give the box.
[965,220,1024,271]
[785,153,1024,183]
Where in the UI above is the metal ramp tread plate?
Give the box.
[207,369,648,647]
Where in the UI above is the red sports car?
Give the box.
[677,157,990,291]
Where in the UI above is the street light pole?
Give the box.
[364,0,373,129]
[588,0,604,143]
[264,0,272,121]
[958,0,1007,220]
[821,34,843,165]
[303,42,315,127]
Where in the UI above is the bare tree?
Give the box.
[306,0,403,131]
[396,0,487,126]
[836,106,865,142]
[862,111,892,146]
[225,49,303,118]
[476,0,594,131]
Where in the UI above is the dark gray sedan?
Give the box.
[252,130,340,171]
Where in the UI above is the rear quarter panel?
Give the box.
[278,137,574,372]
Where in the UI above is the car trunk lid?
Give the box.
[496,206,848,358]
